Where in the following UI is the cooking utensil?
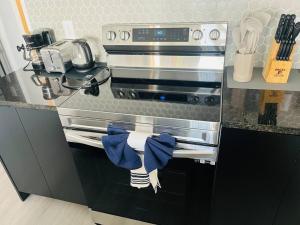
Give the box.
[238,31,249,54]
[251,32,259,53]
[246,31,258,54]
[253,12,271,26]
[239,16,264,54]
[240,16,263,40]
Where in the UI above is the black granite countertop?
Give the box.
[222,68,300,135]
[1,67,299,135]
[0,66,105,110]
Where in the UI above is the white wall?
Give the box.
[0,0,27,73]
[25,0,300,68]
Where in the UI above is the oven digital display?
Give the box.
[154,29,167,38]
[133,28,189,42]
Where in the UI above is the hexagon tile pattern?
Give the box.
[25,0,300,68]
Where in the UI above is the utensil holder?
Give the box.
[262,40,296,83]
[233,53,255,82]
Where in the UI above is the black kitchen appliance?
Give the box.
[17,28,56,71]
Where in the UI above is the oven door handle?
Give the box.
[65,130,103,149]
[64,129,217,164]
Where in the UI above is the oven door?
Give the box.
[66,128,215,225]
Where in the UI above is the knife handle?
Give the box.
[280,15,291,42]
[285,21,295,40]
[276,21,285,43]
[286,41,296,61]
[291,22,300,42]
[275,15,286,43]
[280,41,289,60]
[276,42,285,60]
[291,14,296,21]
[282,41,292,60]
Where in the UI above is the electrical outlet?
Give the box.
[62,20,76,39]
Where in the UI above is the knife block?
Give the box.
[262,40,296,83]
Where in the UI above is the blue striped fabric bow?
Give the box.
[102,125,176,192]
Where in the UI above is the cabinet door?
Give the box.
[274,140,300,225]
[211,128,298,225]
[16,108,86,205]
[0,106,50,196]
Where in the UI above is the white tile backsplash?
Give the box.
[25,0,300,68]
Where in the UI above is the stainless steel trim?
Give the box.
[64,129,218,162]
[90,210,154,225]
[58,109,220,132]
[111,67,223,82]
[60,116,219,145]
[108,55,225,70]
[102,22,227,47]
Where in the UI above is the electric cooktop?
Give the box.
[60,71,221,122]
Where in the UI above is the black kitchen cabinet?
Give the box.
[274,145,300,225]
[211,128,300,225]
[16,108,86,205]
[0,106,50,197]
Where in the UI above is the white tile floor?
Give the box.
[0,163,154,225]
[0,164,94,225]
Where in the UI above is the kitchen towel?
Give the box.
[144,133,176,193]
[102,125,142,170]
[130,154,150,189]
[127,131,151,189]
[102,125,176,193]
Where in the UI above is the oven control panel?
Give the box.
[132,27,190,42]
[111,87,221,106]
[102,22,227,47]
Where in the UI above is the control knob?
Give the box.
[129,90,137,99]
[106,31,116,41]
[118,90,125,98]
[192,30,203,40]
[193,96,200,103]
[120,31,130,41]
[204,96,217,106]
[188,95,200,104]
[209,29,220,40]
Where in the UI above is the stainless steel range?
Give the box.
[58,22,227,225]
